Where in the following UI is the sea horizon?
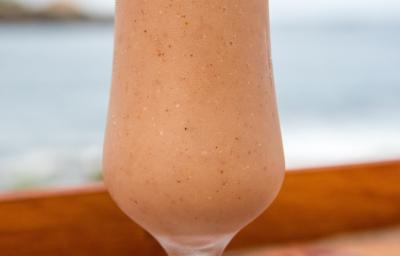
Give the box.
[1,19,399,191]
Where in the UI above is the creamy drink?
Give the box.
[103,0,285,255]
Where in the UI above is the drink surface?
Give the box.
[103,0,285,240]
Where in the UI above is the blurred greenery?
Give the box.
[89,171,103,182]
[0,0,112,21]
[12,175,52,191]
[0,0,26,17]
[9,169,103,191]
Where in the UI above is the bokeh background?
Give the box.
[1,0,399,191]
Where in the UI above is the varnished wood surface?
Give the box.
[231,160,400,249]
[237,226,400,256]
[0,160,400,255]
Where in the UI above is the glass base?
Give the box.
[157,233,234,256]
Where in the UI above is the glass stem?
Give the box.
[167,247,225,256]
[159,234,232,256]
[168,252,223,256]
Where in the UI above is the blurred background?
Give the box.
[0,0,399,192]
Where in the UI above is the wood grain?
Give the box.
[230,160,400,249]
[239,226,400,256]
[0,160,399,255]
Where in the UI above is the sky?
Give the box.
[18,0,400,21]
[18,0,114,15]
[271,0,400,21]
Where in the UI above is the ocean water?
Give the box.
[1,21,400,191]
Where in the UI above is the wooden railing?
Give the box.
[1,160,400,256]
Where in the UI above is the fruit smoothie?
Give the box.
[103,0,284,245]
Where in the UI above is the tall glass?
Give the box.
[103,0,285,255]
